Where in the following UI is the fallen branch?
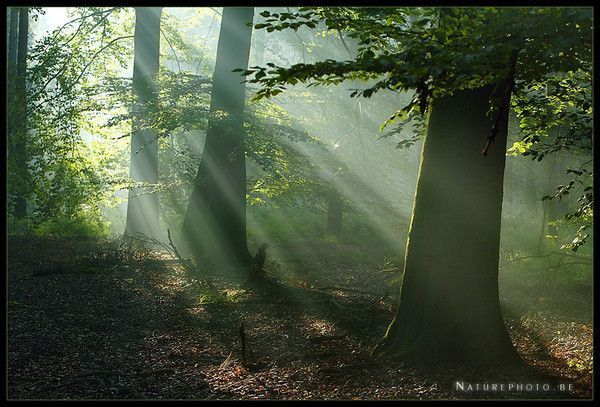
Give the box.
[122,231,196,272]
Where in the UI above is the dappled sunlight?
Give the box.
[301,316,337,337]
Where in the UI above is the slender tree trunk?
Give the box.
[7,8,18,74]
[546,155,563,238]
[377,86,524,368]
[536,153,559,252]
[7,8,18,145]
[181,7,254,268]
[14,7,29,219]
[124,7,162,240]
[326,195,343,236]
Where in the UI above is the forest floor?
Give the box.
[7,237,593,400]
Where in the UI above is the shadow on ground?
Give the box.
[7,237,592,399]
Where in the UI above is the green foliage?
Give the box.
[243,6,593,249]
[7,6,592,254]
[244,112,325,207]
[96,64,330,228]
[509,69,592,159]
[7,7,134,236]
[33,210,111,238]
[538,164,593,251]
[510,69,592,250]
[246,7,591,129]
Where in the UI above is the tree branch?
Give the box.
[482,48,520,157]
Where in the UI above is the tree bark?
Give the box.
[7,8,18,75]
[376,86,525,368]
[124,7,162,240]
[14,7,29,219]
[181,7,254,268]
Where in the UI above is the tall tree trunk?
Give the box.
[376,86,524,368]
[124,7,162,240]
[14,7,29,219]
[251,11,266,66]
[536,153,559,252]
[181,7,254,268]
[7,8,18,73]
[7,7,18,147]
[326,195,343,236]
[546,155,564,238]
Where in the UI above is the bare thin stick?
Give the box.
[167,229,184,263]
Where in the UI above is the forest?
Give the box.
[5,6,593,400]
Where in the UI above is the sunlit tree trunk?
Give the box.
[181,7,254,267]
[251,11,266,66]
[326,195,343,236]
[377,86,524,368]
[14,7,29,219]
[124,7,162,240]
